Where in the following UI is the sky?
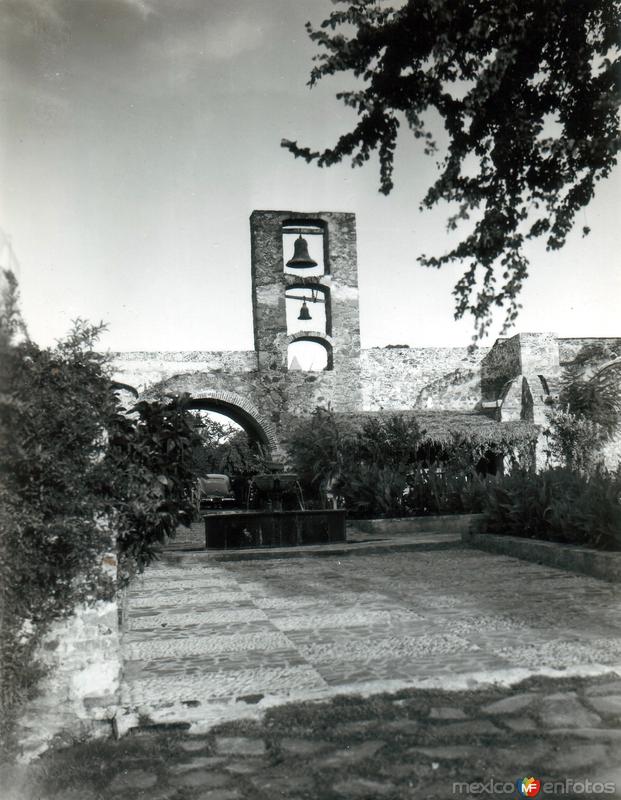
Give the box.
[1,0,619,353]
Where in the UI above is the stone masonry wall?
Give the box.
[558,337,621,365]
[360,347,487,411]
[16,553,121,761]
[112,351,257,393]
[480,335,522,403]
[518,332,560,375]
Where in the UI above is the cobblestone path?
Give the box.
[119,545,621,730]
[22,674,621,800]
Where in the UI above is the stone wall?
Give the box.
[360,347,487,411]
[480,335,522,403]
[558,337,621,365]
[518,332,560,376]
[16,554,121,761]
[112,350,257,393]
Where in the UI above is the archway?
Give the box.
[186,393,279,511]
[286,333,334,372]
[186,391,278,455]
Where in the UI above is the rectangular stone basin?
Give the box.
[204,510,347,549]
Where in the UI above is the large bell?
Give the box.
[297,300,312,321]
[286,235,318,268]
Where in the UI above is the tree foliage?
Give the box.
[0,277,201,755]
[191,414,267,478]
[282,0,620,338]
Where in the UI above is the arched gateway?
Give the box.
[185,391,279,454]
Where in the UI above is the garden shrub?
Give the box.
[287,407,521,517]
[338,416,424,517]
[340,463,411,517]
[482,467,621,551]
[288,409,424,516]
[0,275,202,757]
[543,408,608,473]
[404,465,490,516]
[287,406,359,507]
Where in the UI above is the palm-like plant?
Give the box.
[559,344,621,439]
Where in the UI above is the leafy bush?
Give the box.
[0,277,201,757]
[288,409,424,516]
[287,406,359,506]
[337,416,425,516]
[106,395,202,575]
[543,408,607,473]
[288,408,507,517]
[404,465,490,516]
[482,467,621,551]
[544,341,621,473]
[340,463,410,517]
[559,343,621,438]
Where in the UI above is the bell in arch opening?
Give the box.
[286,235,318,269]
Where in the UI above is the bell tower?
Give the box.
[250,210,362,409]
[250,211,362,411]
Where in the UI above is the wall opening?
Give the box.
[188,403,270,505]
[288,338,332,372]
[285,284,329,336]
[282,220,326,277]
[188,401,270,449]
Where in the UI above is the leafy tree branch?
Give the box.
[282,0,620,339]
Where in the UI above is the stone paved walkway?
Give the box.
[18,674,621,800]
[118,543,621,732]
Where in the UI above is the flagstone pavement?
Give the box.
[119,541,621,732]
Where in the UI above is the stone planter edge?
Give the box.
[348,513,485,536]
[462,530,621,582]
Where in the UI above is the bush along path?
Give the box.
[10,673,621,800]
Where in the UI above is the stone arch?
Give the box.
[593,358,621,383]
[186,390,279,454]
[285,333,334,371]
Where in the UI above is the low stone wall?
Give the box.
[462,531,621,582]
[348,514,485,537]
[16,555,122,762]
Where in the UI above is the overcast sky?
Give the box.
[1,0,619,352]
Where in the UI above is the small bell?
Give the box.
[286,235,318,268]
[298,300,312,321]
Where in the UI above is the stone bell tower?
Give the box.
[249,210,362,412]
